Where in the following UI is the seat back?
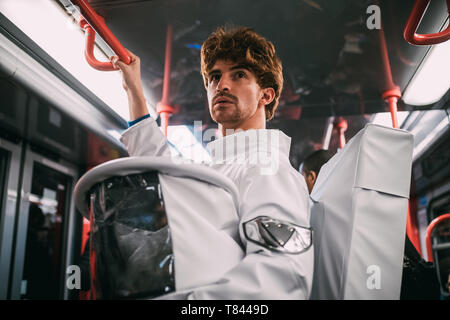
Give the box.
[310,124,414,299]
[74,156,244,299]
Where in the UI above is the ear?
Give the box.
[307,171,317,185]
[259,87,275,107]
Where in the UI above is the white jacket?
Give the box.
[120,117,313,299]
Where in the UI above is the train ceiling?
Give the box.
[57,0,448,167]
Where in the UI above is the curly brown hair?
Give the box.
[200,26,283,121]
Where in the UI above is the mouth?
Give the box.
[215,101,232,106]
[214,98,234,107]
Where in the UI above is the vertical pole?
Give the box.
[378,24,402,129]
[161,25,173,109]
[89,206,96,300]
[333,117,348,149]
[157,25,175,137]
[321,117,335,150]
[387,96,399,128]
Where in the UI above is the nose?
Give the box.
[216,75,231,92]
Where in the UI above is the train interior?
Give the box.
[0,0,449,299]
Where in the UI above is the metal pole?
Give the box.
[157,25,175,136]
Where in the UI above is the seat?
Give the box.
[310,124,414,299]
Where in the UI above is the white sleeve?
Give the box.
[120,117,171,157]
[187,164,314,299]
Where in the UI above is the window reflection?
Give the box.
[22,162,71,300]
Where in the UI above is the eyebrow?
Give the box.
[208,69,220,77]
[230,65,250,71]
[208,65,250,77]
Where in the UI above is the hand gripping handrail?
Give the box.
[404,0,450,45]
[426,213,450,263]
[70,0,131,71]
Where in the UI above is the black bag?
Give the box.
[400,235,441,300]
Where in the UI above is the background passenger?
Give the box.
[300,149,335,194]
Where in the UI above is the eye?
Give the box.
[235,71,246,79]
[210,74,220,82]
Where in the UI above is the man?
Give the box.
[110,26,313,299]
[300,149,335,194]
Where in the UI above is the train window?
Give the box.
[422,137,450,179]
[36,101,76,151]
[0,76,27,139]
[21,162,72,300]
[0,77,17,118]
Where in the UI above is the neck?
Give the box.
[218,109,266,137]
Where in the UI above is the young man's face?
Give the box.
[206,60,268,130]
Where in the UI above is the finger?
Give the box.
[124,48,139,63]
[109,56,120,70]
[110,55,118,65]
[124,48,137,59]
[115,60,126,70]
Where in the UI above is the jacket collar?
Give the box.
[206,129,291,163]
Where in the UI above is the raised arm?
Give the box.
[111,50,171,157]
[111,49,148,121]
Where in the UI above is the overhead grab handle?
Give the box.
[426,213,450,263]
[404,0,450,45]
[70,0,131,71]
[79,18,117,71]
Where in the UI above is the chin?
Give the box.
[215,114,240,125]
[212,110,229,121]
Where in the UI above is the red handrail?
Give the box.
[71,0,131,71]
[79,19,116,71]
[156,25,176,136]
[382,87,401,129]
[333,118,347,149]
[378,19,402,129]
[426,213,450,263]
[404,0,450,46]
[89,205,97,299]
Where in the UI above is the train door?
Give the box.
[8,147,78,300]
[0,138,22,299]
